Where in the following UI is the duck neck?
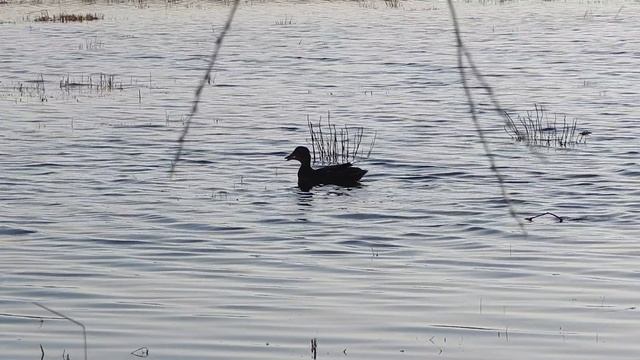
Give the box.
[299,158,312,171]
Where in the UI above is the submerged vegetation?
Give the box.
[504,104,591,148]
[307,112,376,165]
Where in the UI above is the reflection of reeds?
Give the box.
[504,104,590,148]
[34,11,103,22]
[4,74,48,102]
[307,112,376,165]
[358,0,377,9]
[78,36,104,50]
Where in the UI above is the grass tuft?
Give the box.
[307,111,376,165]
[34,11,103,23]
[384,0,400,8]
[504,104,590,148]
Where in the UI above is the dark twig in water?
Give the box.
[446,0,525,234]
[311,338,318,359]
[131,346,150,358]
[525,212,564,223]
[34,302,87,360]
[170,0,240,176]
[39,344,44,360]
[0,312,57,320]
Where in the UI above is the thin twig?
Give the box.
[170,0,241,176]
[446,0,525,234]
[525,212,564,223]
[131,346,150,358]
[311,338,318,360]
[34,302,87,360]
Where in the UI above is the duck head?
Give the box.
[285,146,311,165]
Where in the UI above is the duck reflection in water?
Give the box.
[296,191,313,210]
[285,146,368,192]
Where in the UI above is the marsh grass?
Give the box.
[384,0,400,8]
[60,73,119,91]
[34,11,103,22]
[6,74,48,101]
[1,72,150,102]
[307,112,376,165]
[504,104,590,148]
[274,15,293,25]
[58,73,150,93]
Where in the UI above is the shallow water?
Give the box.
[1,0,639,358]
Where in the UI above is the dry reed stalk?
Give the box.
[306,112,375,165]
[504,104,589,148]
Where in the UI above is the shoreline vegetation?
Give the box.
[33,11,103,22]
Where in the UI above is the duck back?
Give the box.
[298,163,367,190]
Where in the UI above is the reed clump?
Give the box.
[504,104,591,148]
[274,15,293,25]
[307,112,376,165]
[1,74,48,102]
[59,73,122,91]
[384,0,400,8]
[34,11,103,23]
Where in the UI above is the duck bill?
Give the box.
[285,153,296,161]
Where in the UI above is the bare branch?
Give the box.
[446,0,526,235]
[170,0,241,176]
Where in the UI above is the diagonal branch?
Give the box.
[170,0,241,177]
[446,0,526,234]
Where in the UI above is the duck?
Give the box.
[285,146,368,191]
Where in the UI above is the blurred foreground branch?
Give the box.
[170,0,241,176]
[446,0,526,234]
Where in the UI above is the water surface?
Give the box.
[1,0,639,359]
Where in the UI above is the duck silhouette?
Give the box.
[285,146,367,191]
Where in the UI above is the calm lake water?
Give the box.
[1,0,639,358]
